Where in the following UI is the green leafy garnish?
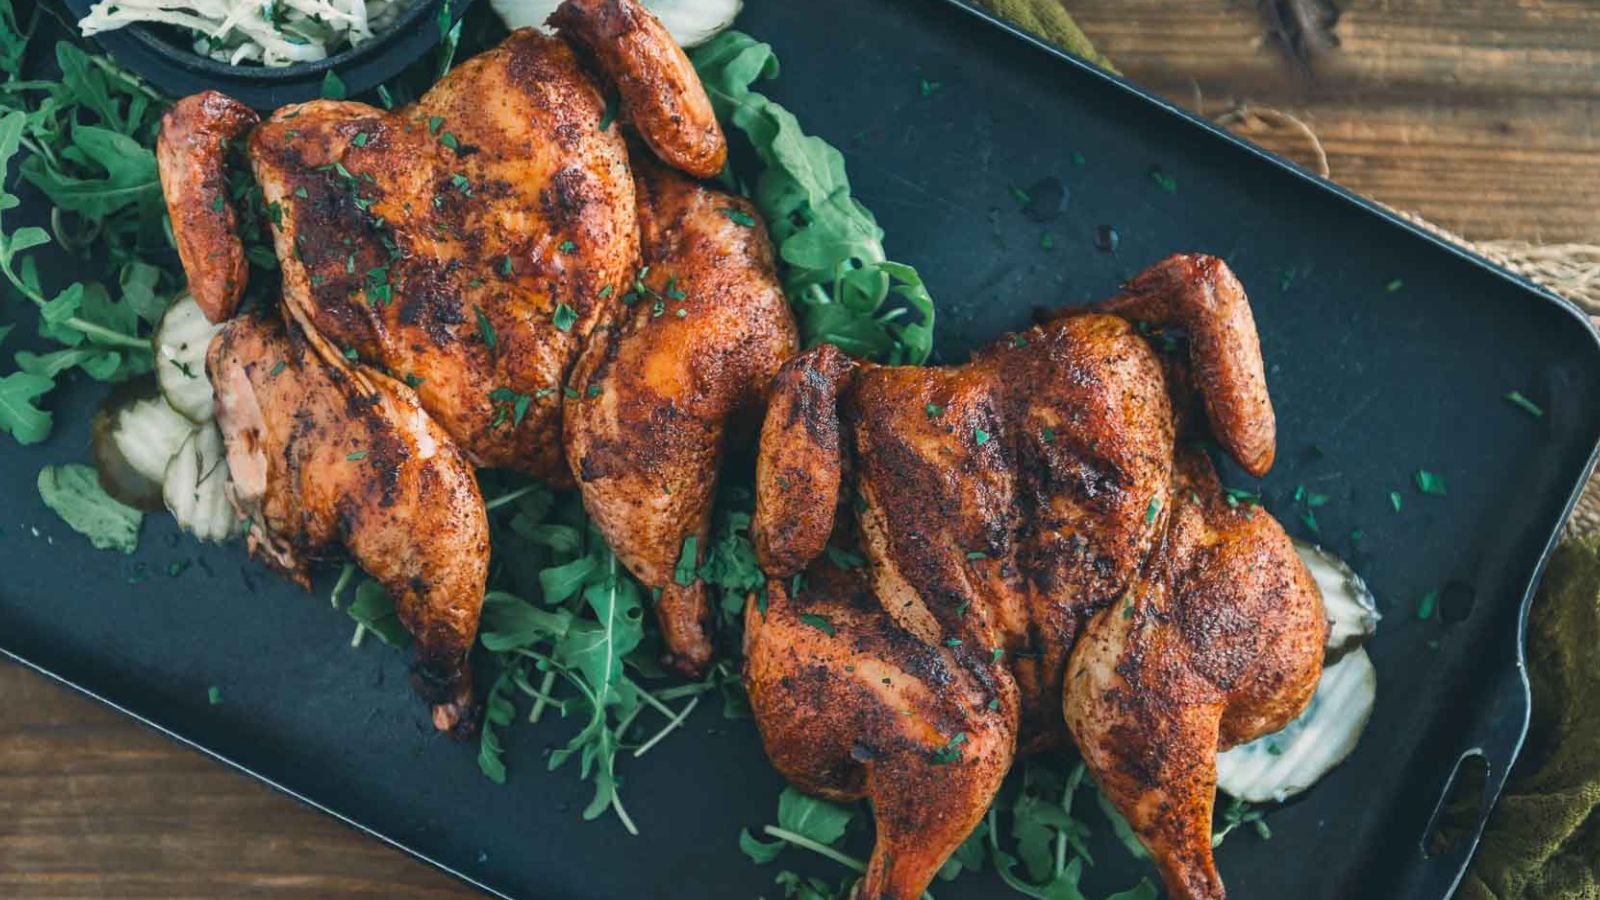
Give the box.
[37,464,142,553]
[799,612,836,636]
[1417,590,1439,620]
[1415,469,1448,496]
[693,33,934,364]
[1505,391,1544,417]
[552,302,578,332]
[321,70,346,100]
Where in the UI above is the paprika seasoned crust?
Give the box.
[157,0,776,679]
[156,91,258,323]
[549,0,727,179]
[565,157,797,676]
[208,313,490,737]
[745,254,1326,900]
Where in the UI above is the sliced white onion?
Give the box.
[164,424,243,543]
[1216,648,1377,803]
[91,386,198,511]
[490,0,741,47]
[1294,540,1381,655]
[154,293,223,424]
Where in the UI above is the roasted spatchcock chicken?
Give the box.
[745,254,1327,900]
[157,0,797,728]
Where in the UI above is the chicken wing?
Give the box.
[209,313,490,736]
[157,91,258,323]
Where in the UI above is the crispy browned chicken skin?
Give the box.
[209,313,490,736]
[746,254,1326,900]
[158,0,795,678]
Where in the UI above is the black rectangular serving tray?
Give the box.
[6,1,1600,897]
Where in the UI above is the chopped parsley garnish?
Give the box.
[321,70,346,100]
[674,535,699,586]
[598,91,619,131]
[919,78,942,98]
[1041,427,1056,443]
[1416,590,1438,620]
[925,402,945,418]
[825,545,865,569]
[931,731,967,764]
[345,449,369,461]
[1146,496,1160,523]
[405,374,424,389]
[945,638,963,647]
[207,686,222,706]
[597,285,613,298]
[351,131,369,148]
[1008,185,1031,206]
[1071,151,1086,165]
[474,306,497,352]
[1040,230,1053,250]
[552,303,578,332]
[428,115,444,134]
[167,559,190,577]
[500,255,514,277]
[1149,167,1178,193]
[440,132,460,151]
[1415,470,1448,496]
[965,550,987,560]
[1385,279,1405,293]
[1223,487,1261,508]
[974,428,991,445]
[1280,268,1296,291]
[720,207,756,227]
[990,647,1004,663]
[488,387,533,428]
[798,613,835,636]
[269,361,287,377]
[585,384,602,398]
[1390,491,1403,513]
[1506,391,1544,417]
[293,186,309,199]
[558,240,576,254]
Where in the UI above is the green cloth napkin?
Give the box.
[973,2,1600,897]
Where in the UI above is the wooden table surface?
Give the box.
[6,1,1599,897]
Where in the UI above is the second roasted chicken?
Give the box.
[157,0,798,689]
[745,254,1327,900]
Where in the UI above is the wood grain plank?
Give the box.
[1066,0,1600,242]
[0,663,472,898]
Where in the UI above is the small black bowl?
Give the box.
[58,0,475,108]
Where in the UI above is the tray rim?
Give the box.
[6,1,1600,898]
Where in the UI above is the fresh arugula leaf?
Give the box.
[0,371,53,443]
[739,828,786,865]
[36,463,141,553]
[346,579,411,647]
[776,786,855,845]
[692,33,935,364]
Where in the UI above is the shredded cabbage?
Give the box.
[78,0,414,67]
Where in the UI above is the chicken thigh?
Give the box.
[745,255,1326,900]
[209,312,490,736]
[157,0,795,677]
